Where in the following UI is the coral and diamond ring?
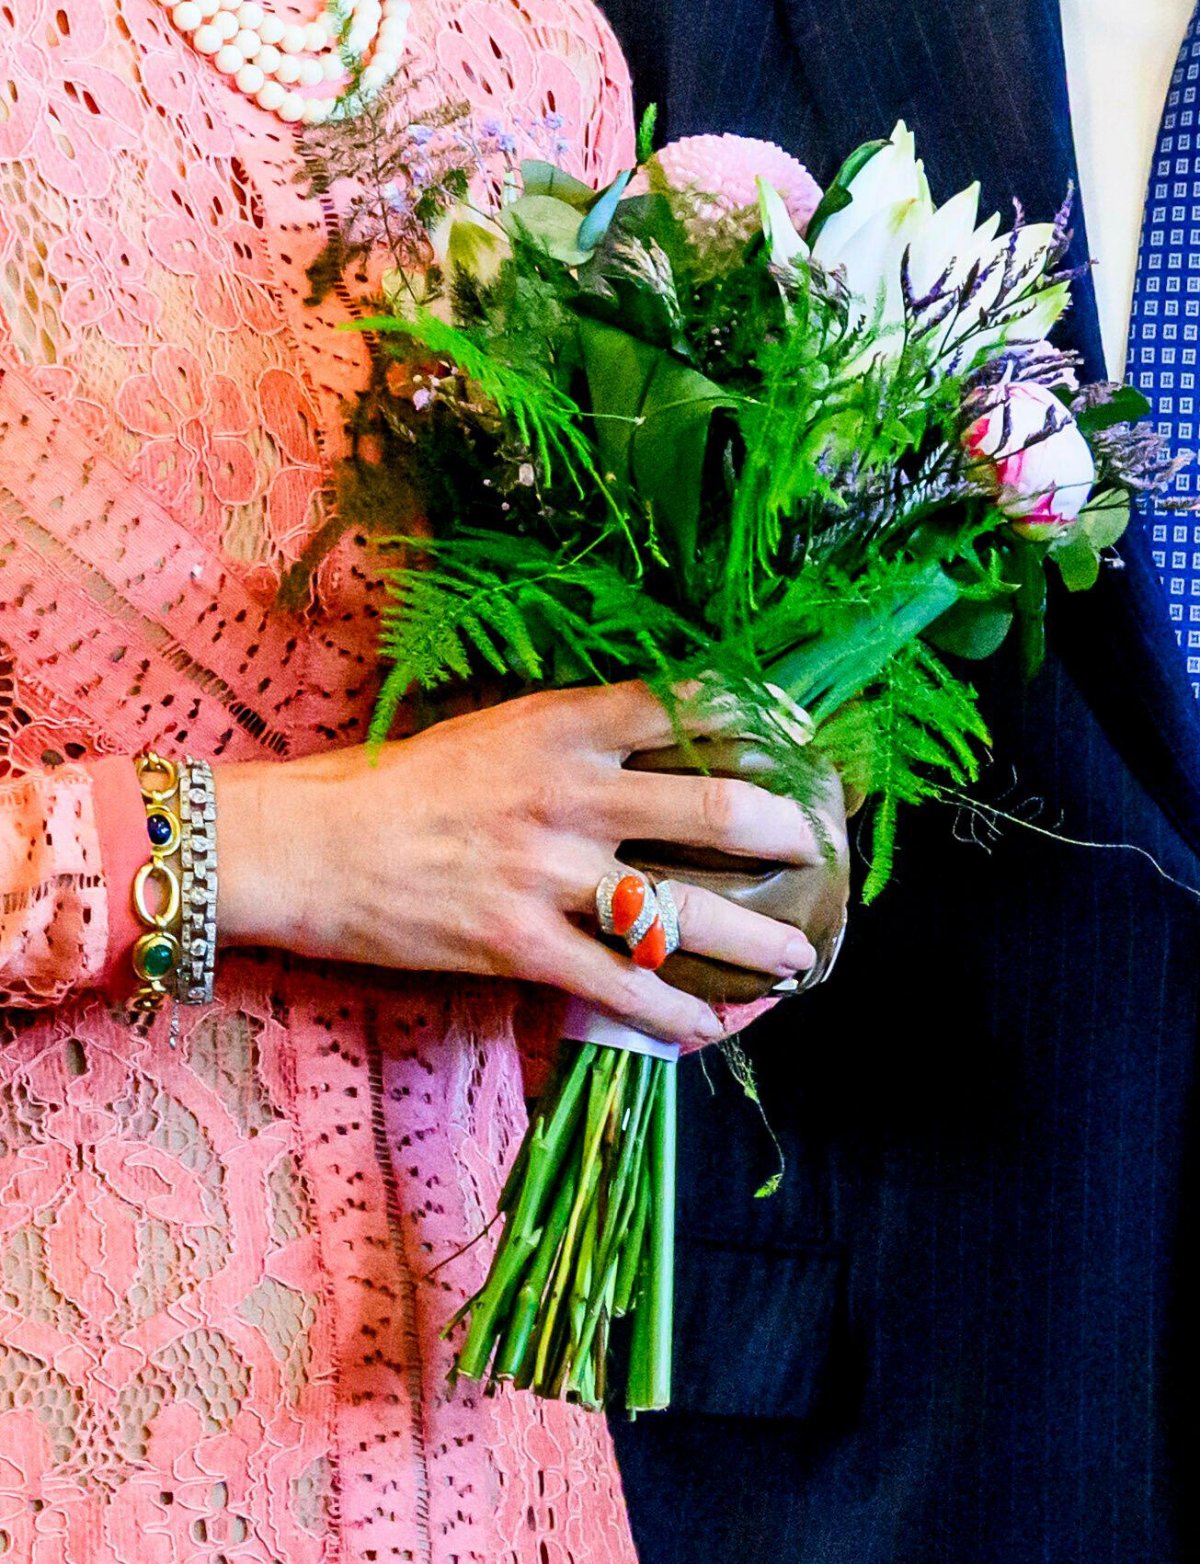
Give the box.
[595,870,681,972]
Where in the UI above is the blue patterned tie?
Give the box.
[1128,4,1200,698]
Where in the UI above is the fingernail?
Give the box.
[784,936,817,971]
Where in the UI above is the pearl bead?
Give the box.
[303,100,331,126]
[172,1,203,30]
[255,43,281,73]
[213,10,238,40]
[235,0,263,26]
[360,61,388,91]
[382,0,410,15]
[277,90,305,122]
[196,0,221,16]
[279,23,307,54]
[193,21,223,52]
[214,43,244,72]
[303,21,328,52]
[297,57,325,88]
[231,28,257,56]
[255,79,286,111]
[274,55,302,84]
[379,18,407,49]
[345,26,372,53]
[320,52,343,80]
[235,61,265,94]
[217,0,240,10]
[257,14,284,45]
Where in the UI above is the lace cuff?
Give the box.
[87,754,149,1000]
[0,763,113,1006]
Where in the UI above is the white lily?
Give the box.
[756,176,809,270]
[807,121,1069,365]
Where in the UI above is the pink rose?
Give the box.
[964,379,1095,537]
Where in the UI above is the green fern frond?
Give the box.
[358,309,604,501]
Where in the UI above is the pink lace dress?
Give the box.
[0,4,638,1560]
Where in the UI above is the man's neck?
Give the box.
[1060,0,1194,376]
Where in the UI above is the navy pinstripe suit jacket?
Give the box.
[597,4,1200,1560]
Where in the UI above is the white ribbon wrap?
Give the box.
[560,999,682,1062]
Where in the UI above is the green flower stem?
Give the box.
[531,1048,628,1389]
[625,1056,676,1411]
[454,1226,542,1381]
[493,1165,577,1382]
[450,1042,596,1378]
[505,1042,598,1235]
[568,1055,657,1383]
[613,1124,654,1317]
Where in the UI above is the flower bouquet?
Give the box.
[311,111,1183,1411]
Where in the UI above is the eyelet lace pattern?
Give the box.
[0,3,637,1558]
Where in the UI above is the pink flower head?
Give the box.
[632,133,822,246]
[964,379,1095,537]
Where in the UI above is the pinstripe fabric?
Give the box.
[599,4,1200,1561]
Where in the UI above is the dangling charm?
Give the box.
[164,0,412,125]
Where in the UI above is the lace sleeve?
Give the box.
[0,756,143,1007]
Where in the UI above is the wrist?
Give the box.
[213,759,325,952]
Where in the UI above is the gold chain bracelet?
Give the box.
[129,750,185,1013]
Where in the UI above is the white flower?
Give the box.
[807,122,1069,363]
[429,203,510,286]
[964,377,1095,536]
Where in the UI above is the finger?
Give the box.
[609,770,824,864]
[574,679,741,756]
[544,924,726,1048]
[665,879,815,976]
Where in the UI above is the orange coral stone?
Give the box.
[632,917,668,969]
[610,874,647,936]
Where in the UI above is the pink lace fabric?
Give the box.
[0,4,638,1560]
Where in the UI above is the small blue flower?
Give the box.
[480,117,502,138]
[408,124,434,146]
[496,132,518,155]
[543,112,564,132]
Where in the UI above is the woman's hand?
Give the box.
[213,681,840,1049]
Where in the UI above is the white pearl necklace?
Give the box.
[166,0,412,125]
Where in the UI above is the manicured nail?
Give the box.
[784,936,817,971]
[697,1008,725,1040]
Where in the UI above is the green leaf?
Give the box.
[577,169,633,252]
[1052,533,1101,592]
[926,597,1015,659]
[1077,488,1131,550]
[519,160,597,210]
[579,319,737,588]
[1075,386,1152,434]
[804,138,891,247]
[500,194,595,265]
[636,103,659,164]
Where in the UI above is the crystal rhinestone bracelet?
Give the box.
[178,755,218,1005]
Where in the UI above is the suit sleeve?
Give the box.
[0,754,145,1007]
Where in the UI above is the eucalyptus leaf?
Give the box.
[1075,386,1152,434]
[501,195,594,264]
[1052,533,1101,592]
[519,160,598,210]
[926,597,1015,659]
[1077,488,1131,550]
